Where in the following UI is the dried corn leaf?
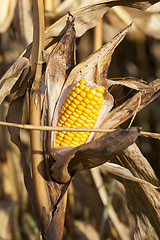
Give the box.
[122,6,160,39]
[45,0,159,41]
[73,220,99,240]
[112,143,160,239]
[106,78,154,91]
[50,127,140,183]
[101,162,159,188]
[64,24,132,86]
[45,18,76,126]
[95,78,160,139]
[0,57,29,105]
[0,0,17,33]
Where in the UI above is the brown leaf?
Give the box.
[95,78,160,139]
[0,57,29,105]
[112,143,160,239]
[45,17,76,126]
[50,127,140,183]
[45,1,159,41]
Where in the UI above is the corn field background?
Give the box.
[0,0,160,240]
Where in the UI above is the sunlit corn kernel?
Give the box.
[86,93,93,100]
[73,99,79,105]
[72,91,77,97]
[82,112,89,118]
[57,122,62,127]
[83,123,89,128]
[61,142,68,147]
[97,86,104,94]
[59,132,64,138]
[74,122,82,128]
[93,96,99,102]
[75,88,81,94]
[96,92,103,98]
[68,118,74,125]
[92,109,99,115]
[80,79,86,84]
[71,102,77,108]
[79,84,85,90]
[90,89,96,95]
[76,133,82,138]
[75,109,82,115]
[90,100,96,106]
[73,112,79,118]
[73,136,80,142]
[80,91,86,98]
[66,132,74,138]
[71,141,79,147]
[59,119,64,125]
[68,105,75,112]
[80,115,87,121]
[83,87,90,92]
[61,115,67,121]
[84,98,90,104]
[78,105,85,111]
[80,102,86,107]
[76,95,83,101]
[64,122,71,127]
[70,115,76,121]
[84,108,91,115]
[56,136,63,142]
[64,102,68,108]
[86,104,94,110]
[63,139,71,145]
[67,99,71,105]
[77,118,84,125]
[69,95,74,101]
[64,135,72,142]
[66,109,72,115]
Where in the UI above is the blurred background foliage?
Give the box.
[0,0,160,239]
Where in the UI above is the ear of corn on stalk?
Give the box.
[55,79,104,147]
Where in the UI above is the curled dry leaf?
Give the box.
[112,143,160,239]
[0,57,29,105]
[101,162,159,188]
[50,128,140,183]
[95,78,160,139]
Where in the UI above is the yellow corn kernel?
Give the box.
[55,79,104,147]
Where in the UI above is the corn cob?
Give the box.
[55,79,104,147]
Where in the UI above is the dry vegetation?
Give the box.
[0,1,160,240]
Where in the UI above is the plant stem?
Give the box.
[30,0,50,227]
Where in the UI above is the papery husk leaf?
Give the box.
[50,127,140,183]
[0,57,29,105]
[106,78,154,91]
[63,23,132,87]
[45,18,76,126]
[112,143,160,239]
[101,162,159,188]
[95,78,160,139]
